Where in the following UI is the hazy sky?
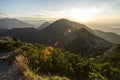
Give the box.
[0,0,120,24]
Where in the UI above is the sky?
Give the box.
[0,0,120,27]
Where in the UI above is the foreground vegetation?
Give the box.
[0,40,120,80]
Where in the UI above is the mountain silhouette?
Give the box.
[0,18,33,29]
[94,30,120,44]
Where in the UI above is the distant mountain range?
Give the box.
[1,18,119,57]
[0,19,119,45]
[0,18,34,29]
[106,27,120,36]
[94,30,120,44]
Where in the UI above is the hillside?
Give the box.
[63,28,113,57]
[94,30,120,44]
[0,27,40,43]
[0,37,119,80]
[37,19,87,44]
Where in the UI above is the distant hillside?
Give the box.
[94,30,120,44]
[0,28,9,33]
[0,27,40,42]
[38,22,50,30]
[62,28,113,57]
[105,27,120,35]
[0,18,33,29]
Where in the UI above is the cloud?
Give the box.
[0,12,7,18]
[0,6,106,21]
[0,1,119,22]
[0,12,20,19]
[103,0,120,10]
[112,0,120,4]
[30,6,107,22]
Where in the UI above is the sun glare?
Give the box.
[68,8,95,22]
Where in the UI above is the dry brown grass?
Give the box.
[14,55,70,80]
[14,55,42,80]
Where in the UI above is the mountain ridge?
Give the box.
[0,19,115,57]
[94,30,120,44]
[62,28,113,57]
[0,18,34,29]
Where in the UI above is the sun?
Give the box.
[73,11,92,22]
[68,8,93,22]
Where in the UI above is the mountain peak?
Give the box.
[57,18,70,22]
[53,19,71,25]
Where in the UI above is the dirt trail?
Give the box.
[103,46,117,56]
[0,52,19,80]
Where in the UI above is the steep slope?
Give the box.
[38,22,50,30]
[0,18,33,29]
[94,30,120,44]
[63,28,113,57]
